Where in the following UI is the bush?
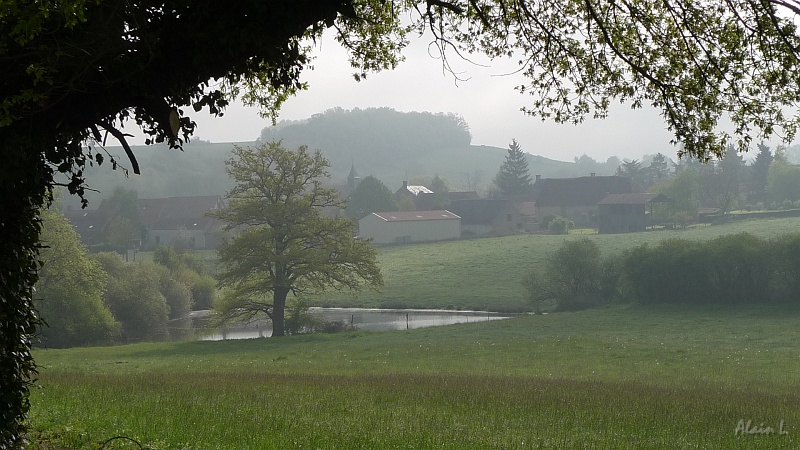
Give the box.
[91,251,128,279]
[154,245,206,274]
[36,211,121,348]
[620,238,709,305]
[526,238,614,312]
[284,300,356,335]
[619,233,793,306]
[104,262,170,341]
[547,216,574,234]
[283,300,321,335]
[154,244,217,310]
[706,233,774,304]
[160,274,192,320]
[191,274,218,310]
[769,233,800,302]
[35,258,121,348]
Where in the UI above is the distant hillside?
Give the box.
[259,107,616,190]
[62,108,618,209]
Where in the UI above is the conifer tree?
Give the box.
[494,139,533,197]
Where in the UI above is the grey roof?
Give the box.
[598,193,672,205]
[448,191,480,201]
[64,208,110,245]
[447,199,511,225]
[533,176,632,206]
[370,210,460,222]
[137,196,225,229]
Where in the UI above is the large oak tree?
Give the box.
[5,0,800,444]
[213,142,382,337]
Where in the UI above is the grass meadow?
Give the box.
[30,304,800,449]
[313,216,800,312]
[28,216,800,449]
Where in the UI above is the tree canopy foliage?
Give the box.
[36,205,121,348]
[6,0,800,443]
[213,142,383,337]
[260,107,472,159]
[345,175,398,220]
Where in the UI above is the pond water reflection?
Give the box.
[195,308,515,341]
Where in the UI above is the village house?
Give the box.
[447,199,524,236]
[64,208,113,247]
[597,193,673,233]
[138,196,227,249]
[395,181,435,210]
[358,210,461,244]
[531,174,632,226]
[65,195,228,250]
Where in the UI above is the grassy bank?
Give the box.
[30,304,800,449]
[312,216,800,312]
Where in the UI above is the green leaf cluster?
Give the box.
[36,205,121,348]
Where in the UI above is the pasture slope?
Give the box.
[316,216,800,312]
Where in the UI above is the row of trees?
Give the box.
[36,204,216,348]
[650,145,800,222]
[528,234,800,312]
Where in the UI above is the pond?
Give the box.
[190,308,515,341]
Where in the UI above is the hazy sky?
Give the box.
[131,31,688,163]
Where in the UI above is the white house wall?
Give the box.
[359,215,460,244]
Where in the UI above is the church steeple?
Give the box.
[347,159,361,192]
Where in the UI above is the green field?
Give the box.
[313,216,800,312]
[28,216,800,449]
[30,304,800,449]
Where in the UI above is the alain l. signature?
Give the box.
[734,419,789,436]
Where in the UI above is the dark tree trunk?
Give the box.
[0,135,48,448]
[271,287,290,337]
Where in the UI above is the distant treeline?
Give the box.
[260,107,472,159]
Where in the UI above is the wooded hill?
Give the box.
[62,108,620,209]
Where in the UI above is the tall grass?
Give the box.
[30,305,800,449]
